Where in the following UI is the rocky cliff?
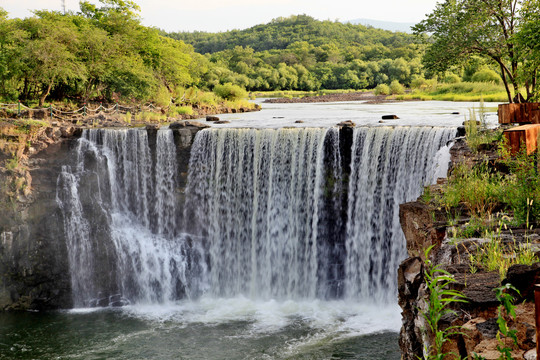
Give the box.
[398,138,540,360]
[0,121,205,311]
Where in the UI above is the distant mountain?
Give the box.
[346,18,415,33]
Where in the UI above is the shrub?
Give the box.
[373,83,390,95]
[389,80,405,95]
[411,76,428,89]
[213,83,248,101]
[471,68,502,84]
[442,73,461,84]
[171,105,193,116]
[154,86,172,108]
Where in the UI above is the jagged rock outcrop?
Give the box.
[397,139,539,359]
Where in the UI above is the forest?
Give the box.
[0,0,538,105]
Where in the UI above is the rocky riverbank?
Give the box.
[263,91,390,104]
[398,137,540,360]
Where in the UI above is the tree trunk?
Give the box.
[39,80,54,107]
[498,63,513,103]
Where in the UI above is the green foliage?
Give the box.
[374,83,390,95]
[500,150,540,225]
[442,73,461,84]
[170,105,193,116]
[0,4,204,105]
[468,221,537,279]
[5,156,19,172]
[471,68,501,84]
[494,284,520,359]
[396,81,508,102]
[134,111,166,123]
[413,0,538,103]
[389,80,405,95]
[422,245,467,360]
[167,15,424,92]
[213,83,248,101]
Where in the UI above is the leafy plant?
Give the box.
[494,284,520,359]
[422,245,468,360]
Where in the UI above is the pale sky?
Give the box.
[2,0,440,32]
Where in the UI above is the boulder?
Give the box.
[503,263,540,300]
[337,120,355,127]
[382,115,399,120]
[168,121,185,129]
[295,120,304,123]
[145,124,160,130]
[215,121,231,124]
[206,115,220,122]
[184,121,210,129]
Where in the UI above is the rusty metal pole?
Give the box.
[535,284,540,359]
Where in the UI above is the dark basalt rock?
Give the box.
[503,263,540,301]
[382,115,399,119]
[206,115,219,122]
[337,120,355,127]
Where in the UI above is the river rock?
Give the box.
[206,115,219,122]
[215,121,230,124]
[382,115,399,120]
[146,124,160,130]
[337,120,355,127]
[456,126,466,137]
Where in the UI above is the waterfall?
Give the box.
[57,126,454,307]
[56,129,206,307]
[344,127,454,302]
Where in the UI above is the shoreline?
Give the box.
[262,91,392,104]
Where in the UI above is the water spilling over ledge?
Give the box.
[55,126,454,307]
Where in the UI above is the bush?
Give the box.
[213,83,248,101]
[411,76,428,89]
[471,68,502,84]
[171,105,193,116]
[390,80,405,95]
[154,86,172,108]
[442,73,461,84]
[374,83,390,95]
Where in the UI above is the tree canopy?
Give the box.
[413,0,540,103]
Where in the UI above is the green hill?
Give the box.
[165,15,424,91]
[167,15,416,55]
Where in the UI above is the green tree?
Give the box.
[413,0,539,103]
[18,13,84,106]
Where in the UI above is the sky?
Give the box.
[2,0,441,33]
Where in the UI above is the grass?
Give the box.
[395,81,510,102]
[170,105,194,116]
[467,221,537,279]
[134,111,167,123]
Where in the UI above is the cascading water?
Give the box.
[56,129,206,307]
[56,126,454,307]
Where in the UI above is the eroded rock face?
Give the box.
[0,125,203,311]
[398,197,539,359]
[0,134,80,310]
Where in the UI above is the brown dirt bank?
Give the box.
[263,91,394,104]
